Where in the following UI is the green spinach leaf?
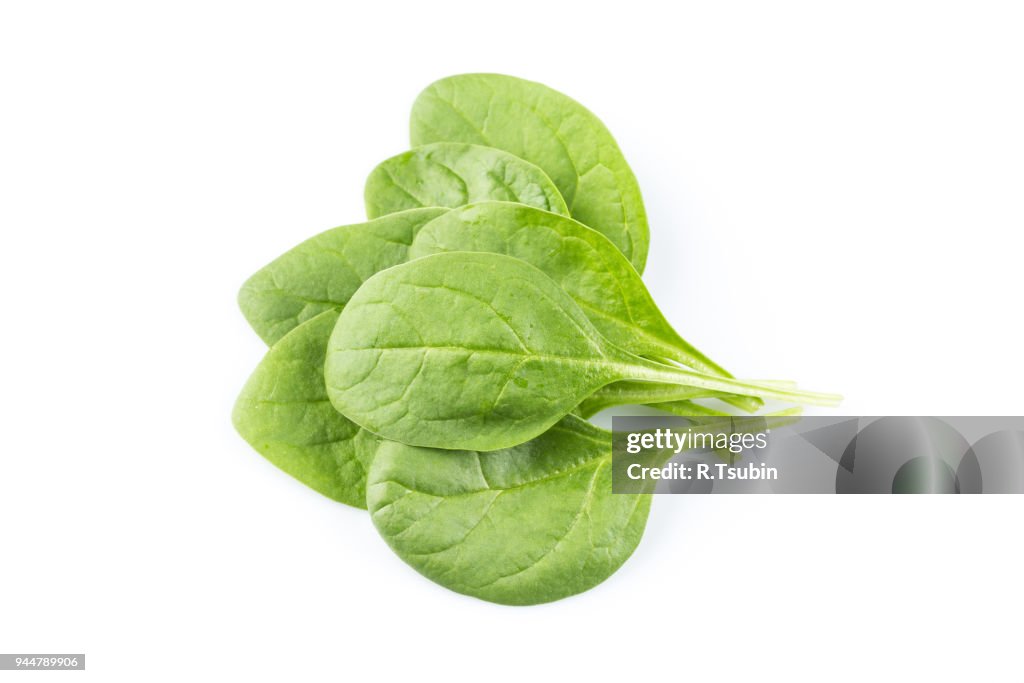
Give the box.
[238,207,447,345]
[367,415,650,605]
[325,252,840,451]
[410,74,650,272]
[409,202,742,382]
[365,142,567,219]
[233,310,380,508]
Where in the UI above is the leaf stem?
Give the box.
[623,358,843,407]
[636,335,762,413]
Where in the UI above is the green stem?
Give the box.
[577,382,731,418]
[650,401,732,417]
[636,335,762,414]
[622,358,842,407]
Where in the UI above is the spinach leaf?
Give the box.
[238,207,447,345]
[365,142,568,219]
[233,310,380,508]
[408,202,744,385]
[410,74,649,272]
[409,201,762,413]
[325,252,840,451]
[367,415,651,605]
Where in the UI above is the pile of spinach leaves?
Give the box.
[234,73,838,605]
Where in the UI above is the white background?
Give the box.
[2,1,1022,681]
